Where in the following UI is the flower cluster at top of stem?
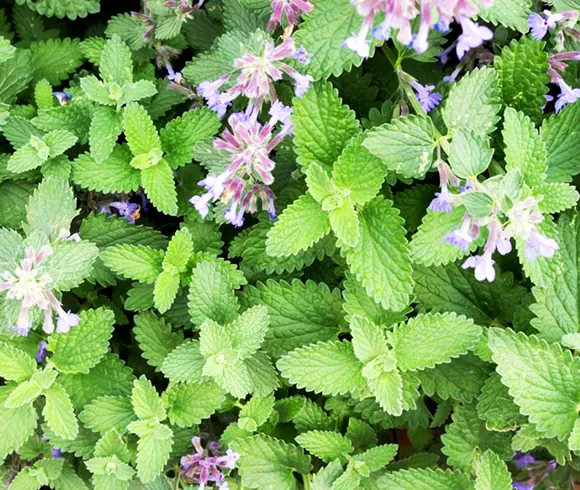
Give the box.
[192,35,313,227]
[429,162,558,283]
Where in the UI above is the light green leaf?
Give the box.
[377,468,475,490]
[534,183,579,214]
[164,228,193,272]
[141,159,178,216]
[329,199,360,247]
[311,460,344,490]
[42,239,99,291]
[477,373,527,431]
[89,107,124,164]
[342,196,413,312]
[277,340,366,397]
[296,431,353,463]
[30,38,83,85]
[81,75,115,105]
[332,133,386,205]
[42,130,77,157]
[0,36,15,63]
[474,450,513,490]
[134,312,184,370]
[48,308,114,374]
[228,305,269,358]
[8,468,41,490]
[448,129,494,179]
[388,312,482,372]
[266,193,331,257]
[489,327,580,440]
[0,387,38,459]
[568,419,580,452]
[161,340,206,383]
[364,115,437,180]
[120,80,157,105]
[0,342,36,381]
[153,270,180,314]
[134,423,173,484]
[79,395,136,434]
[99,35,132,85]
[305,162,336,204]
[101,244,164,283]
[495,37,549,123]
[292,81,360,173]
[132,376,166,421]
[8,143,46,173]
[366,368,404,416]
[350,315,388,365]
[442,67,501,136]
[503,108,547,186]
[295,0,376,80]
[43,382,78,440]
[239,393,275,432]
[477,0,531,33]
[4,379,43,408]
[123,102,161,156]
[0,49,33,104]
[25,177,77,239]
[164,381,225,427]
[72,146,141,194]
[231,434,312,490]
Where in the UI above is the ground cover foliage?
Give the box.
[0,0,580,488]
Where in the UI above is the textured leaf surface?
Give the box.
[89,107,123,164]
[141,160,178,216]
[474,450,513,490]
[79,395,136,434]
[477,0,531,33]
[231,435,312,490]
[377,468,474,490]
[277,340,366,397]
[342,197,413,312]
[165,381,225,427]
[134,312,183,370]
[541,103,580,182]
[30,38,83,84]
[161,340,206,383]
[364,115,437,179]
[295,431,353,463]
[489,328,580,440]
[0,342,36,382]
[43,383,79,440]
[292,81,360,173]
[48,308,115,374]
[101,244,164,283]
[266,193,331,257]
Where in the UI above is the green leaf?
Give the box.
[241,279,342,359]
[477,373,527,431]
[332,133,386,205]
[80,75,114,106]
[48,308,115,374]
[296,431,353,463]
[495,37,549,123]
[42,240,98,291]
[489,328,580,440]
[132,376,166,421]
[377,468,475,490]
[161,340,206,383]
[502,108,547,186]
[20,0,99,20]
[123,102,161,156]
[5,379,43,408]
[0,36,15,63]
[79,395,136,434]
[388,313,481,371]
[121,80,157,105]
[448,129,494,179]
[141,159,178,216]
[442,67,501,135]
[0,387,38,459]
[99,35,132,84]
[292,81,360,173]
[441,404,512,470]
[0,342,36,381]
[164,228,193,272]
[305,162,336,204]
[134,423,173,484]
[101,244,164,283]
[364,115,437,179]
[25,177,77,239]
[72,146,141,194]
[44,130,78,157]
[8,143,46,173]
[474,451,512,490]
[0,49,33,104]
[266,193,331,257]
[569,419,580,452]
[43,382,79,440]
[295,0,376,80]
[541,102,580,182]
[231,434,312,490]
[277,340,366,397]
[342,196,413,312]
[164,381,225,427]
[530,213,580,342]
[228,305,269,358]
[350,315,388,365]
[154,271,179,313]
[365,368,404,416]
[161,107,221,168]
[89,107,124,164]
[329,199,360,247]
[134,312,183,370]
[188,259,241,326]
[311,460,344,490]
[534,183,579,214]
[30,38,83,85]
[477,0,531,33]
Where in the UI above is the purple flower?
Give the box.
[410,80,442,113]
[36,340,48,363]
[190,193,212,219]
[343,29,371,58]
[267,0,313,31]
[528,10,563,40]
[555,79,580,113]
[179,436,238,488]
[198,76,231,118]
[514,452,537,469]
[444,215,479,251]
[462,253,495,282]
[443,67,462,84]
[166,64,183,84]
[224,205,245,227]
[294,73,314,97]
[52,92,71,107]
[56,311,80,334]
[200,173,229,201]
[7,323,31,337]
[429,188,453,212]
[512,483,534,490]
[51,448,62,458]
[524,230,559,262]
[456,18,493,60]
[100,200,141,223]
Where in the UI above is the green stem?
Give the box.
[302,474,311,490]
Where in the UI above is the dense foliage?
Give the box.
[0,0,580,488]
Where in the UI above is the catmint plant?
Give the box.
[0,1,580,489]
